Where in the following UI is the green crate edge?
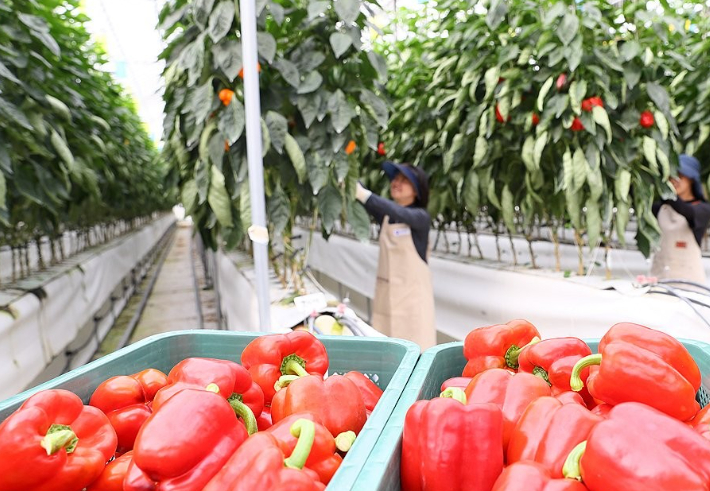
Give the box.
[0,330,421,491]
[353,338,710,491]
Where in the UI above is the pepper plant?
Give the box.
[0,0,170,284]
[159,0,388,288]
[382,0,708,275]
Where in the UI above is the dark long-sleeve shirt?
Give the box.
[364,194,431,263]
[652,199,710,246]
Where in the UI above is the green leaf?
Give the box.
[615,169,631,202]
[647,82,671,119]
[643,47,654,67]
[182,179,198,214]
[199,121,218,165]
[308,1,329,20]
[266,111,288,154]
[586,198,601,246]
[219,99,245,145]
[307,154,328,194]
[367,51,387,80]
[330,32,352,59]
[44,95,71,122]
[522,136,536,172]
[212,40,242,81]
[240,183,252,230]
[328,90,355,133]
[257,32,277,64]
[0,97,32,130]
[208,166,233,227]
[209,132,225,169]
[207,1,235,43]
[193,0,216,28]
[274,58,300,88]
[473,136,488,168]
[566,186,582,230]
[543,2,566,26]
[592,106,612,144]
[0,60,20,84]
[261,119,271,157]
[620,40,640,61]
[502,185,515,233]
[558,13,579,46]
[195,159,210,204]
[284,133,306,183]
[656,146,670,181]
[0,145,11,174]
[655,110,669,140]
[89,115,111,132]
[29,30,60,57]
[318,186,342,233]
[0,171,5,211]
[484,66,500,101]
[185,77,214,124]
[269,3,285,24]
[487,180,501,209]
[643,136,658,175]
[587,165,603,201]
[563,148,573,190]
[464,169,479,213]
[334,0,359,24]
[537,76,554,112]
[616,200,629,245]
[267,186,290,236]
[50,129,75,173]
[486,0,508,30]
[298,71,323,94]
[572,148,588,192]
[533,131,548,170]
[623,63,641,89]
[444,133,465,173]
[347,200,370,241]
[360,89,388,129]
[569,80,587,115]
[297,94,320,129]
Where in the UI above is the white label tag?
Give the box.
[392,228,411,237]
[294,293,327,315]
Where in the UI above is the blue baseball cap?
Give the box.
[678,154,705,200]
[382,161,421,198]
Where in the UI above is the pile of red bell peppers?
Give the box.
[402,320,710,491]
[0,330,383,491]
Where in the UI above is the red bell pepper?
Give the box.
[571,323,700,421]
[241,331,329,405]
[344,371,383,413]
[126,388,248,490]
[203,419,326,491]
[132,368,169,400]
[554,391,586,406]
[401,387,504,491]
[152,357,263,434]
[508,397,602,476]
[493,461,588,491]
[465,368,551,450]
[441,377,473,392]
[563,402,710,490]
[518,338,595,407]
[271,374,367,436]
[463,320,540,377]
[590,404,612,418]
[690,404,710,440]
[87,450,133,491]
[267,412,351,484]
[0,389,117,491]
[258,406,273,431]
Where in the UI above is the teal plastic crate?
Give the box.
[355,338,710,491]
[0,330,420,491]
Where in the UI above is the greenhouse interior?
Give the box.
[2,0,710,490]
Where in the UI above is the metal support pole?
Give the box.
[239,0,271,331]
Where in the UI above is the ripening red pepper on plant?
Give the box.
[463,319,541,377]
[532,113,540,126]
[639,110,655,128]
[0,389,117,491]
[377,142,386,156]
[556,73,568,91]
[219,88,235,106]
[570,117,585,132]
[581,97,603,112]
[238,62,262,79]
[570,323,701,421]
[496,104,511,123]
[345,140,357,155]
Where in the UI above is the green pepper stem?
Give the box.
[228,398,259,435]
[274,375,299,392]
[281,354,309,377]
[505,336,541,369]
[284,419,316,469]
[570,354,602,392]
[562,441,587,481]
[40,425,78,455]
[440,387,467,404]
[206,383,220,393]
[532,366,551,385]
[335,431,357,452]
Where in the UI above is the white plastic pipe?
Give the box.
[238,0,271,332]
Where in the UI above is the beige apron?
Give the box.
[371,216,437,350]
[650,204,706,283]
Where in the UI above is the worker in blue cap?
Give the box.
[650,154,710,282]
[355,162,436,349]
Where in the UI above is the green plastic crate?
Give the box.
[0,330,420,491]
[355,338,710,491]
